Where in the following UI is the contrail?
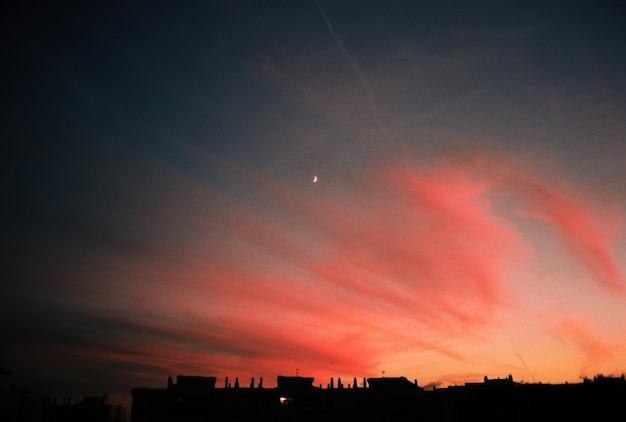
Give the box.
[514,352,530,372]
[315,0,378,116]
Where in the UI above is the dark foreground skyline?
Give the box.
[3,363,625,422]
[133,372,626,421]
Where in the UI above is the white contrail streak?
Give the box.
[315,0,378,116]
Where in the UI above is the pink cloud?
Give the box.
[526,188,624,294]
[491,159,626,295]
[160,153,621,376]
[552,317,614,377]
[82,151,624,391]
[307,164,527,338]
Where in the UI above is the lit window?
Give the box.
[279,397,293,405]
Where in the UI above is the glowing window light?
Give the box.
[279,397,293,405]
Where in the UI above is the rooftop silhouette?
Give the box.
[131,372,626,421]
[3,362,626,421]
[0,365,127,422]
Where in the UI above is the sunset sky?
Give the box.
[3,0,626,408]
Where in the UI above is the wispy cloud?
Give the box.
[7,149,624,393]
[552,317,614,377]
[492,160,626,296]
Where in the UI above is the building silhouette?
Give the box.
[3,362,624,421]
[44,395,126,422]
[0,365,48,422]
[0,365,127,422]
[131,373,626,421]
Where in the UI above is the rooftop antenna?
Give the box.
[296,368,299,377]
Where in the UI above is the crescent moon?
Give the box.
[313,175,318,183]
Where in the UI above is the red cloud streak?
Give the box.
[50,152,623,394]
[157,153,624,384]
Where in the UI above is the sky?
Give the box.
[3,0,626,408]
